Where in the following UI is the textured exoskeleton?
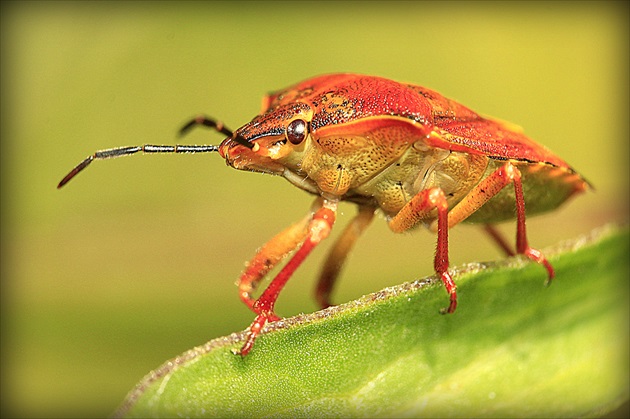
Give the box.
[58,74,590,355]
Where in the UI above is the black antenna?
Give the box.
[179,115,253,149]
[178,115,233,137]
[57,116,234,189]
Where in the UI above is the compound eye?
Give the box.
[286,119,307,145]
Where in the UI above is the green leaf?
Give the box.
[115,224,629,418]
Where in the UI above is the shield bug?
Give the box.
[58,73,590,356]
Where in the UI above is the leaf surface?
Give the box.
[116,224,629,418]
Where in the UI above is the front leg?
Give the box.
[236,198,338,356]
[389,188,456,313]
[237,211,312,314]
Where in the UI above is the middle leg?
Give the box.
[315,205,376,309]
[389,188,456,313]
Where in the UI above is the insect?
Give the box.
[58,74,589,356]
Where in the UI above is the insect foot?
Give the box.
[58,74,590,356]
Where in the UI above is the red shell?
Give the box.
[263,74,571,169]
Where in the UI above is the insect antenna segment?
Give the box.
[178,115,234,138]
[179,115,253,150]
[57,144,221,189]
[57,115,236,189]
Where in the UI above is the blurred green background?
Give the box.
[1,2,628,417]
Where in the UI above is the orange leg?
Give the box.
[315,205,376,309]
[513,172,555,283]
[237,212,312,313]
[236,198,338,356]
[448,162,554,281]
[389,188,456,313]
[389,162,554,315]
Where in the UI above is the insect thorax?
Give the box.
[351,145,489,218]
[281,132,490,221]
